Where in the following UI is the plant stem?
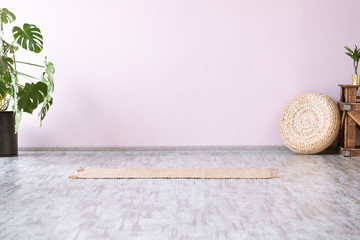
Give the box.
[0,8,3,31]
[15,61,44,68]
[16,71,39,81]
[354,60,357,75]
[13,54,16,73]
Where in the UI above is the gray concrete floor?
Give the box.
[0,147,359,240]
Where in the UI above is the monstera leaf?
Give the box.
[0,56,13,76]
[0,77,8,98]
[18,82,48,114]
[38,57,55,125]
[0,8,16,24]
[10,74,21,132]
[0,77,11,111]
[3,40,19,54]
[39,96,53,124]
[13,24,43,53]
[42,57,55,92]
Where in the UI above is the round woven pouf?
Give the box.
[280,92,340,154]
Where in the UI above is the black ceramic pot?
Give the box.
[0,111,18,156]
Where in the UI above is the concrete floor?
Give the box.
[0,147,359,240]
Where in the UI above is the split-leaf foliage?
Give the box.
[0,8,55,132]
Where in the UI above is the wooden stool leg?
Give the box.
[344,87,358,150]
[337,110,346,147]
[345,114,356,149]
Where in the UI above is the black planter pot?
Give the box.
[0,111,18,156]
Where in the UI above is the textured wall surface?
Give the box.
[2,0,360,146]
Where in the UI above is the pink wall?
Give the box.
[3,0,360,147]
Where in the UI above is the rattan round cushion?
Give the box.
[280,92,340,154]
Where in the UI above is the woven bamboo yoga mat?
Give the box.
[69,167,279,179]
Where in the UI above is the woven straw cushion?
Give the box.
[280,92,340,154]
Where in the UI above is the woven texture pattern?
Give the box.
[70,167,279,179]
[280,92,340,154]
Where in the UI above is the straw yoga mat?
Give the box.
[69,167,279,179]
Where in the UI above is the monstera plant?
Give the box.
[0,8,55,133]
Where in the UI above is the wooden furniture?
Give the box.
[338,84,360,156]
